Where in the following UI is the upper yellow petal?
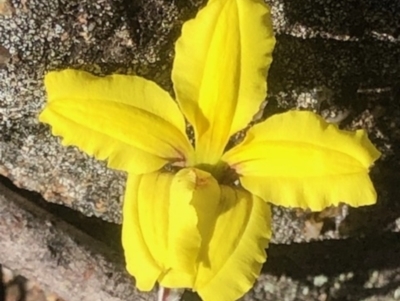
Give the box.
[223,111,381,210]
[172,0,275,164]
[40,69,194,174]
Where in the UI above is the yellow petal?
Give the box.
[122,169,221,291]
[223,111,381,210]
[195,187,271,301]
[122,169,271,300]
[172,0,275,164]
[167,168,220,276]
[122,174,165,291]
[39,69,194,174]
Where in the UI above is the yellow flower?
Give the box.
[39,0,381,300]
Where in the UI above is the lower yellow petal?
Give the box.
[122,169,221,291]
[123,169,271,301]
[223,111,381,210]
[195,187,271,301]
[40,69,194,174]
[168,168,220,276]
[136,173,172,270]
[122,174,164,291]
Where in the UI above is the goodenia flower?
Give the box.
[39,0,381,300]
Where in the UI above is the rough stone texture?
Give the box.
[1,0,400,299]
[1,0,399,244]
[0,179,154,301]
[0,0,206,224]
[2,264,66,301]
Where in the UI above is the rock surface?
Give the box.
[0,178,152,301]
[1,0,400,299]
[1,0,398,243]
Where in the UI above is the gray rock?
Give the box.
[0,0,399,248]
[0,0,206,224]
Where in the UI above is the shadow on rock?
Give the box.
[268,35,400,108]
[265,232,400,300]
[281,0,400,38]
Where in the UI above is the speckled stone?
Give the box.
[0,0,399,247]
[0,0,206,223]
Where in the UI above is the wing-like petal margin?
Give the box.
[223,111,381,211]
[172,0,275,164]
[122,173,166,290]
[122,169,271,301]
[39,69,194,174]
